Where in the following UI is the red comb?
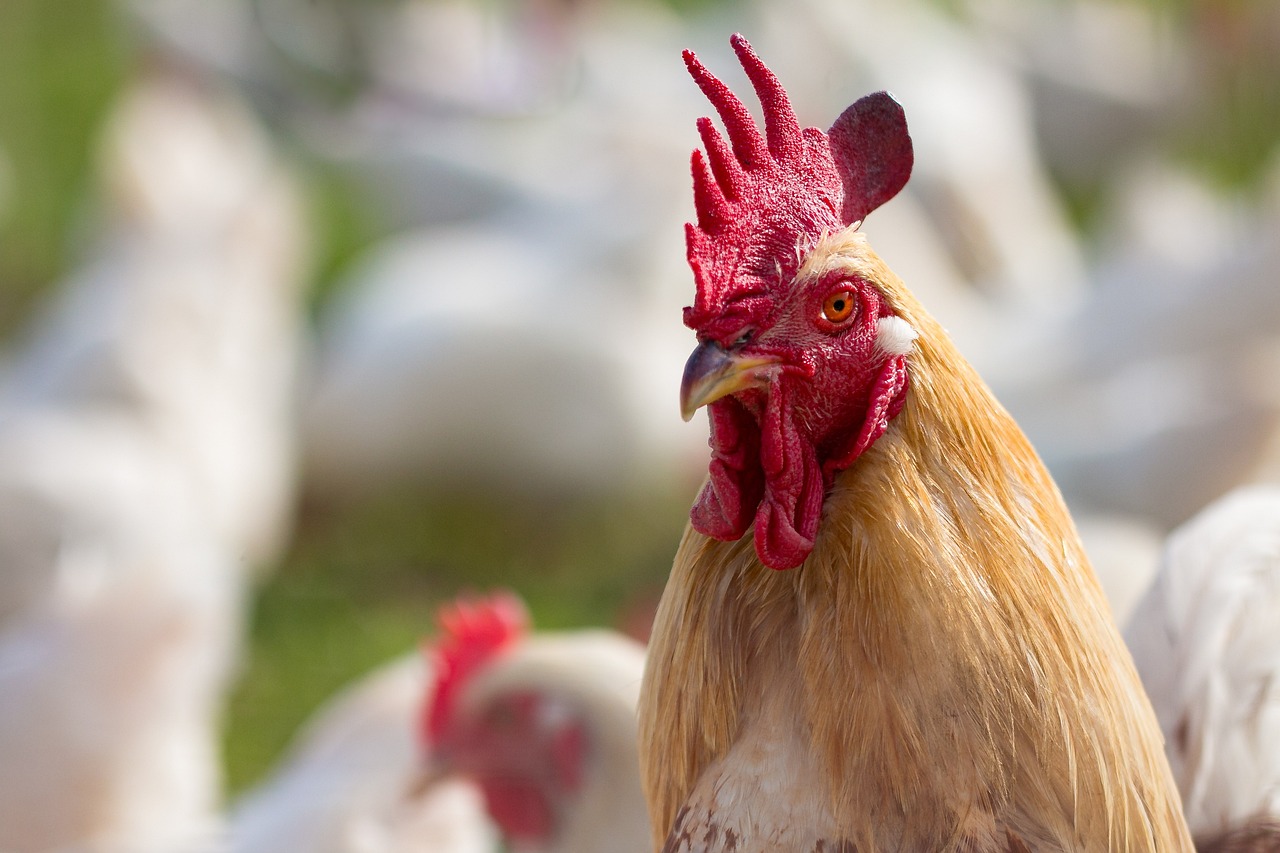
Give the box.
[421,590,530,747]
[683,34,912,332]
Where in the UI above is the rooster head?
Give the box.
[678,35,915,571]
[422,592,589,846]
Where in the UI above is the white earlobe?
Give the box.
[874,316,918,357]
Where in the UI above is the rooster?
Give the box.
[637,35,1193,852]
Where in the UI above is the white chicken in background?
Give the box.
[994,156,1280,528]
[964,0,1189,188]
[0,69,308,851]
[5,67,311,564]
[427,594,650,853]
[229,591,649,853]
[1126,487,1280,849]
[297,1,713,499]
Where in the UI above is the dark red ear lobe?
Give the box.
[828,91,913,226]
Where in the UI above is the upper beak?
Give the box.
[680,341,780,422]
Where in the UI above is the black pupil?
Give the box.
[832,299,845,313]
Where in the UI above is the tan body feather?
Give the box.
[639,231,1193,852]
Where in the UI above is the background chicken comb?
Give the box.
[421,590,530,746]
[682,34,912,331]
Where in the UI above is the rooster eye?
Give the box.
[822,290,855,323]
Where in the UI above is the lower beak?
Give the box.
[407,762,452,797]
[680,341,780,422]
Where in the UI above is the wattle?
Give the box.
[690,354,911,570]
[480,776,556,844]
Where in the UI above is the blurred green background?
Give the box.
[1,0,1278,798]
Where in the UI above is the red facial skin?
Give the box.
[680,36,914,570]
[434,690,587,848]
[691,275,909,570]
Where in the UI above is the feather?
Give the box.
[1127,487,1280,845]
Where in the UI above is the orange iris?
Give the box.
[822,290,855,323]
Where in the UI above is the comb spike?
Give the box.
[420,590,530,748]
[683,48,767,170]
[692,149,728,229]
[730,34,803,166]
[697,116,743,200]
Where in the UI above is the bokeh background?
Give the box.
[1,0,1278,828]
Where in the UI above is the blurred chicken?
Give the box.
[230,591,649,853]
[427,594,650,853]
[1127,487,1280,850]
[296,1,707,501]
[0,69,307,851]
[639,36,1191,850]
[0,463,236,853]
[966,0,1189,187]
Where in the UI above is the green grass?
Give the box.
[0,0,127,337]
[222,485,689,794]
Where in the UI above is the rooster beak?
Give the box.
[680,341,780,422]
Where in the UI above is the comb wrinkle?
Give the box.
[682,48,767,169]
[730,33,803,166]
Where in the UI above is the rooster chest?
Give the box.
[659,645,850,853]
[661,710,844,853]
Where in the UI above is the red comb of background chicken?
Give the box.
[422,591,530,747]
[682,33,912,337]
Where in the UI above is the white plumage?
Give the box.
[0,70,308,851]
[228,655,497,853]
[1126,486,1280,841]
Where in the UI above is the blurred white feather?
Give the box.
[228,655,497,853]
[0,70,308,851]
[1126,486,1280,842]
